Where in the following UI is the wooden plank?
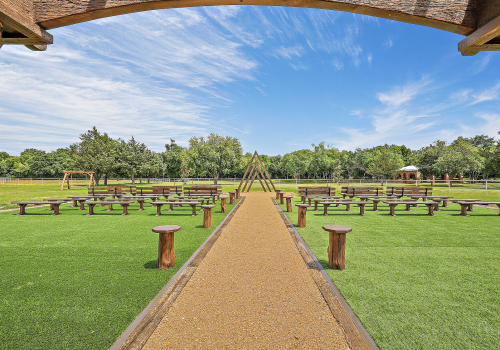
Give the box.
[458,15,500,53]
[256,163,271,192]
[238,152,257,190]
[242,160,257,192]
[255,152,276,191]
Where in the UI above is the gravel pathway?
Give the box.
[142,192,350,349]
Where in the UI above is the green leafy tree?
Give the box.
[69,127,118,186]
[415,140,447,177]
[162,139,185,178]
[434,137,484,181]
[366,148,404,179]
[117,136,151,185]
[187,134,242,185]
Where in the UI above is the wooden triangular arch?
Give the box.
[238,151,276,192]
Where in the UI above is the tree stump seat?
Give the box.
[323,225,352,270]
[295,203,310,227]
[283,195,293,212]
[152,225,181,270]
[201,205,216,228]
[220,196,229,213]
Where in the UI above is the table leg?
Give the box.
[79,201,85,210]
[405,204,412,211]
[468,203,475,212]
[314,201,318,211]
[190,204,197,217]
[345,204,351,211]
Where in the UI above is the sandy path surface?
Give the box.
[142,192,350,349]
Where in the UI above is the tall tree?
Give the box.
[366,148,404,179]
[69,127,118,186]
[162,139,185,178]
[187,134,242,185]
[434,137,484,180]
[118,136,150,185]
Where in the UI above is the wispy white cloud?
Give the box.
[377,77,432,107]
[469,83,500,105]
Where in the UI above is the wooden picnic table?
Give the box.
[456,202,500,216]
[320,201,368,216]
[152,201,201,216]
[86,201,133,215]
[11,201,67,216]
[384,200,438,216]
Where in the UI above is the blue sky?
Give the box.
[0,6,499,156]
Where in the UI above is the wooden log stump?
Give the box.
[284,196,293,212]
[220,196,228,213]
[275,189,281,199]
[279,192,285,205]
[295,203,310,227]
[152,225,181,270]
[201,205,216,228]
[229,192,236,204]
[235,188,241,199]
[323,224,352,270]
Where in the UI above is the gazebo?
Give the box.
[394,166,420,183]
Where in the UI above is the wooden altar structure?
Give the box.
[61,171,95,190]
[238,152,275,192]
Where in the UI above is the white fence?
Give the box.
[2,177,500,195]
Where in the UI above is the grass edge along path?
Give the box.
[279,196,500,350]
[110,197,246,349]
[0,197,240,349]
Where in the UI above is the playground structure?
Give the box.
[60,171,95,190]
[238,151,276,193]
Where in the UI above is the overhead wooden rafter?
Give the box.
[459,14,500,56]
[238,151,276,193]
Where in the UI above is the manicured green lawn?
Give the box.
[0,197,240,349]
[280,198,500,349]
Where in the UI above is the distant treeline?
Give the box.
[1,127,499,185]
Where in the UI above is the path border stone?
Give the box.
[109,197,246,350]
[273,198,379,350]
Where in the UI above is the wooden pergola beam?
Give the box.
[459,15,500,56]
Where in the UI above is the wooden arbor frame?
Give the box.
[238,151,276,193]
[61,171,95,190]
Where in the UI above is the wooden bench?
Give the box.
[309,196,344,211]
[86,201,133,215]
[341,186,384,198]
[386,186,432,198]
[153,185,182,195]
[383,200,437,216]
[298,187,335,202]
[12,201,67,215]
[152,201,201,216]
[320,201,368,216]
[183,186,221,199]
[107,186,136,196]
[455,201,500,216]
[88,188,115,197]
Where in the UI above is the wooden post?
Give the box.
[275,189,281,199]
[279,191,285,204]
[152,225,181,270]
[284,196,293,212]
[323,225,352,270]
[220,196,228,213]
[295,204,310,227]
[229,192,236,204]
[201,205,215,228]
[235,188,241,199]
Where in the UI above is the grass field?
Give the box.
[279,197,500,349]
[0,195,240,349]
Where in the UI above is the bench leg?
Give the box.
[87,204,95,215]
[314,201,318,211]
[345,204,350,211]
[18,204,27,215]
[405,204,412,211]
[72,200,78,207]
[468,203,475,212]
[51,204,61,216]
[496,204,500,216]
[139,201,144,211]
[359,204,365,216]
[460,204,469,216]
[122,204,129,216]
[191,204,197,217]
[427,204,436,216]
[373,202,379,211]
[389,204,396,217]
[155,205,163,216]
[434,203,441,211]
[169,203,173,211]
[323,204,329,216]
